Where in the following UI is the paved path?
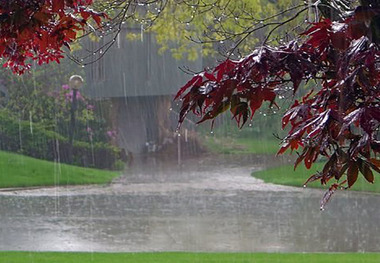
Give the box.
[3,154,298,197]
[0,154,379,252]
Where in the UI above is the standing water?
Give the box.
[0,154,379,252]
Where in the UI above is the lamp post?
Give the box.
[68,75,84,164]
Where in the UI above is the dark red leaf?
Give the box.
[358,160,374,183]
[92,14,102,27]
[294,148,308,170]
[336,163,349,181]
[277,142,290,155]
[368,158,380,173]
[175,75,202,100]
[320,183,339,211]
[304,147,319,169]
[52,0,65,12]
[331,31,350,50]
[204,72,217,81]
[347,162,359,188]
[304,172,323,186]
[289,65,303,92]
[307,110,331,138]
[214,59,236,82]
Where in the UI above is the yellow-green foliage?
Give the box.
[89,1,302,61]
[130,0,300,61]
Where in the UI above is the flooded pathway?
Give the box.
[0,154,379,252]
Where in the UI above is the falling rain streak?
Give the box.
[0,0,379,259]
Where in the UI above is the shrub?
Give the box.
[0,110,124,170]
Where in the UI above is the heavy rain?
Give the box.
[0,1,379,262]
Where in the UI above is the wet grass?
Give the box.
[0,151,120,188]
[204,136,280,154]
[1,252,379,263]
[252,162,380,193]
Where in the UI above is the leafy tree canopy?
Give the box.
[175,0,379,208]
[0,0,105,74]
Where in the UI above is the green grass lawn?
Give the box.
[204,136,280,155]
[252,162,380,193]
[1,252,379,263]
[0,151,121,188]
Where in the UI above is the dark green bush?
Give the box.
[0,111,124,170]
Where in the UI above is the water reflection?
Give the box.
[0,154,379,252]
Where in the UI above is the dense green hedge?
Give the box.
[0,111,124,170]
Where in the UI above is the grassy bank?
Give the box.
[1,252,379,263]
[252,162,380,193]
[204,136,280,155]
[0,151,120,188]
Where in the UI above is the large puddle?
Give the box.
[0,154,379,252]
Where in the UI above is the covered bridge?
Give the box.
[82,28,202,154]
